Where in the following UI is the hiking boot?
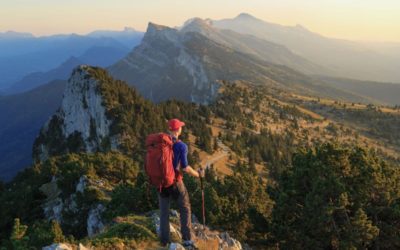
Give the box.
[182,240,199,249]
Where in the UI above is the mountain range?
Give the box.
[1,64,399,249]
[0,13,400,250]
[108,18,398,105]
[213,13,400,83]
[4,45,129,94]
[180,18,329,75]
[0,28,143,91]
[1,14,400,181]
[0,80,65,181]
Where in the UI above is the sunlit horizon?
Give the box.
[1,0,400,43]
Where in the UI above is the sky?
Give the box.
[1,0,400,42]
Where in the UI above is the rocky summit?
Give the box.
[34,65,115,162]
[107,20,368,106]
[41,210,244,250]
[108,22,219,104]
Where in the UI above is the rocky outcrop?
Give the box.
[76,175,88,193]
[40,177,63,223]
[87,204,106,237]
[40,174,109,237]
[169,242,185,250]
[33,65,116,162]
[108,22,222,104]
[42,243,73,250]
[43,210,245,250]
[59,65,111,151]
[219,232,243,250]
[42,243,91,250]
[152,210,244,250]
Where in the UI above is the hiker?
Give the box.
[145,118,204,248]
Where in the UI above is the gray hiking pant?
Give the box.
[158,181,192,244]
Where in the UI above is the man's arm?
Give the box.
[183,166,200,178]
[179,143,203,178]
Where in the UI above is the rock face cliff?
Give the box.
[108,19,376,108]
[108,22,220,104]
[107,21,337,105]
[58,65,111,148]
[32,64,166,163]
[33,65,117,162]
[180,18,326,76]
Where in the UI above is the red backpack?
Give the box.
[145,133,176,190]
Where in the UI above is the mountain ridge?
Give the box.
[0,30,143,90]
[180,17,330,75]
[0,64,399,249]
[4,45,130,95]
[108,21,373,105]
[0,79,66,181]
[213,13,400,83]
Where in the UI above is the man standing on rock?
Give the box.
[158,118,204,248]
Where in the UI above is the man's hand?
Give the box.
[197,168,205,178]
[183,166,203,178]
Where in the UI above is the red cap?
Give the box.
[168,119,185,131]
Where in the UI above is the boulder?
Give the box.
[169,242,185,250]
[42,243,73,250]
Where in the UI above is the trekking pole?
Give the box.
[200,167,206,229]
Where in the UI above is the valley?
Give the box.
[0,11,399,250]
[188,81,400,180]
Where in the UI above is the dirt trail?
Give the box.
[200,139,229,169]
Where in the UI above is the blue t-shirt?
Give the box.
[172,137,188,171]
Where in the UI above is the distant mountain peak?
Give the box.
[61,56,82,65]
[146,22,171,33]
[144,22,179,43]
[181,17,214,34]
[183,17,212,27]
[294,24,310,32]
[87,27,141,38]
[71,64,91,76]
[236,13,257,20]
[122,26,137,32]
[0,30,34,39]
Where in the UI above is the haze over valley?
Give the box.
[1,6,400,249]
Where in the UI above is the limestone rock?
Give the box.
[76,175,88,193]
[35,65,115,162]
[151,210,243,250]
[78,243,91,250]
[42,243,73,250]
[87,203,106,237]
[40,177,63,223]
[42,243,91,250]
[169,242,185,250]
[219,232,242,250]
[60,66,111,148]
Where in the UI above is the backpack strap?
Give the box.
[168,134,180,185]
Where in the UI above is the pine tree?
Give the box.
[269,143,400,249]
[10,218,29,250]
[213,138,219,152]
[50,220,65,243]
[345,209,379,249]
